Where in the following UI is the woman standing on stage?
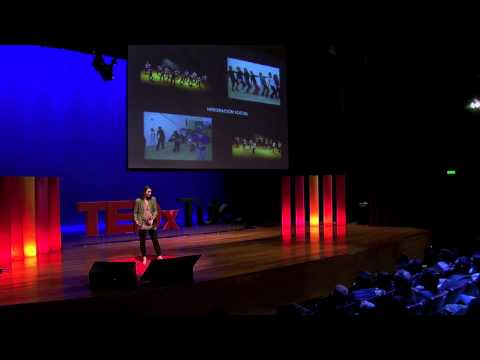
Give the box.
[134,186,163,264]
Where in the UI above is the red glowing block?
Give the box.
[48,177,62,252]
[295,176,305,236]
[35,177,50,255]
[323,175,333,226]
[309,175,320,228]
[281,176,292,237]
[336,175,346,226]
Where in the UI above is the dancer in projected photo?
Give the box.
[233,136,241,147]
[156,126,165,150]
[273,73,280,97]
[150,128,156,146]
[191,130,210,160]
[134,186,163,265]
[231,133,282,160]
[145,60,153,80]
[170,130,182,152]
[243,68,251,93]
[235,66,245,90]
[250,71,260,95]
[228,66,238,91]
[171,70,179,85]
[259,72,270,97]
[268,73,279,98]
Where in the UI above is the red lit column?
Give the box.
[281,176,291,238]
[336,175,346,226]
[48,177,62,252]
[0,178,12,266]
[22,177,37,257]
[8,177,24,260]
[35,177,50,255]
[323,175,333,226]
[309,175,320,229]
[324,224,334,242]
[295,176,305,238]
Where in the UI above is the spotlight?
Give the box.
[466,97,480,111]
[92,52,116,81]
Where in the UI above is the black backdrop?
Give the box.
[226,38,480,251]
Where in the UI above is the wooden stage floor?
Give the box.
[0,225,431,316]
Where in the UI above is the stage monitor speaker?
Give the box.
[140,255,201,286]
[89,261,137,289]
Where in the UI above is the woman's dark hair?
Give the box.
[143,185,152,198]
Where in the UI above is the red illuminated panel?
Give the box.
[281,176,291,240]
[0,178,12,266]
[8,177,24,260]
[323,175,333,225]
[35,177,50,255]
[23,177,37,257]
[1,176,62,261]
[48,177,62,252]
[309,226,320,255]
[336,175,346,226]
[295,176,305,239]
[309,175,320,229]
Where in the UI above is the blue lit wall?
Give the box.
[0,46,225,235]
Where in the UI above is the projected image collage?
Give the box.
[131,45,286,168]
[144,112,212,161]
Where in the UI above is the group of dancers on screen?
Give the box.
[142,60,280,99]
[233,134,282,155]
[144,61,207,89]
[228,66,280,99]
[150,123,211,160]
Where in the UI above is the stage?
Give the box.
[0,224,431,317]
